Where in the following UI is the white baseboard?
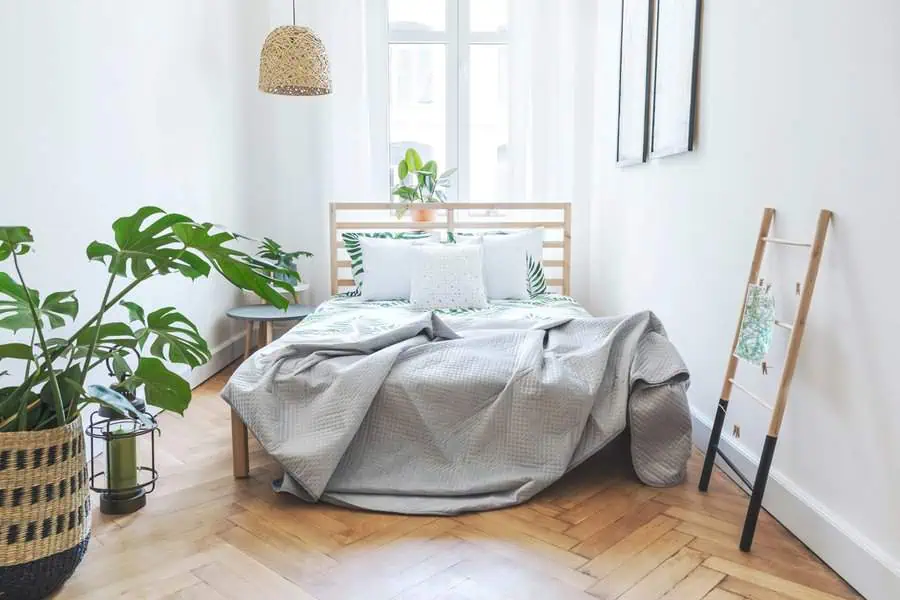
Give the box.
[178,331,246,390]
[691,409,899,600]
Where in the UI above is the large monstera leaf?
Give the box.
[121,302,210,368]
[86,207,211,280]
[0,273,78,332]
[171,223,291,309]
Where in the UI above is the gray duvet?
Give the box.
[222,306,691,514]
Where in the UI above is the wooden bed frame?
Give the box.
[330,202,572,296]
[231,201,572,478]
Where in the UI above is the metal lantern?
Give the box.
[86,371,159,516]
[258,1,332,96]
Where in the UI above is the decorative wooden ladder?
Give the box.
[698,208,833,551]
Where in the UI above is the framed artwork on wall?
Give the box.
[616,0,654,166]
[650,0,702,158]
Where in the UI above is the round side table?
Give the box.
[226,304,317,361]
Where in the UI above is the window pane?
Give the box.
[389,44,448,189]
[470,0,508,33]
[469,45,509,202]
[389,0,446,31]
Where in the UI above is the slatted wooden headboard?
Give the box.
[330,202,572,296]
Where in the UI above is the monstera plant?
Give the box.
[0,207,293,432]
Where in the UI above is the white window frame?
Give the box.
[378,0,509,204]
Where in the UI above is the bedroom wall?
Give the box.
[0,1,267,386]
[589,1,900,597]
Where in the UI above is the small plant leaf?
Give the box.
[120,301,146,324]
[398,160,409,181]
[0,227,33,261]
[85,384,154,428]
[0,343,34,361]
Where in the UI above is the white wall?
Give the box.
[0,1,266,385]
[590,1,900,597]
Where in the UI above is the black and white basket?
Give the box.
[0,417,91,599]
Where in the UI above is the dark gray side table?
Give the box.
[225,303,316,478]
[225,304,317,361]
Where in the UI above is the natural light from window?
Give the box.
[387,0,509,203]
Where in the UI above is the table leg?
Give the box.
[243,322,253,361]
[257,320,266,351]
[266,322,274,345]
[231,409,249,479]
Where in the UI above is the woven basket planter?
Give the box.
[0,416,91,600]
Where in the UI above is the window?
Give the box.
[385,0,509,203]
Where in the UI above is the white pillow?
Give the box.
[456,229,543,299]
[360,237,432,301]
[409,243,489,310]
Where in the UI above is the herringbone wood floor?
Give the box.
[56,366,861,600]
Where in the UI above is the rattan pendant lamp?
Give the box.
[258,0,332,96]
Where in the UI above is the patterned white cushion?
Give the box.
[409,244,489,310]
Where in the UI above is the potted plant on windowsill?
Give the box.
[392,148,457,223]
[0,209,291,600]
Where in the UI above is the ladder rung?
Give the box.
[762,237,812,248]
[728,378,774,411]
[774,320,794,331]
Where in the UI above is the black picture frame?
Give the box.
[615,0,654,166]
[650,0,702,159]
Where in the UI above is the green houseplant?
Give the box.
[0,207,292,600]
[391,148,457,222]
[255,237,312,288]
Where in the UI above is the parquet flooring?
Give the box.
[56,366,861,600]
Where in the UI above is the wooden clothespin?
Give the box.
[761,361,769,375]
[758,278,765,287]
[796,282,802,296]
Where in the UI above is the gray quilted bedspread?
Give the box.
[221,304,691,514]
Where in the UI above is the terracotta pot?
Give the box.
[410,207,437,223]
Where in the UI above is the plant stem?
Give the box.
[79,272,117,386]
[11,252,67,428]
[24,329,36,378]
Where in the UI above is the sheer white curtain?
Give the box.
[311,0,387,205]
[508,0,601,301]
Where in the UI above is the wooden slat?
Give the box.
[562,204,572,295]
[452,221,566,229]
[330,203,338,295]
[336,222,447,230]
[763,237,812,248]
[332,202,567,211]
[727,379,774,411]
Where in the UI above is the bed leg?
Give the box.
[231,409,250,479]
[740,434,778,552]
[698,398,729,492]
